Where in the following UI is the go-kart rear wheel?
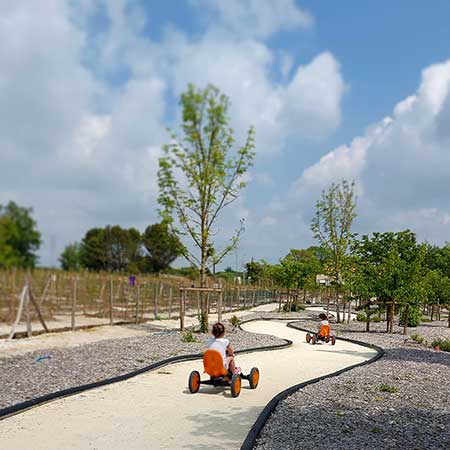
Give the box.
[331,335,336,345]
[306,333,311,343]
[231,373,241,397]
[311,335,316,345]
[188,370,201,393]
[325,336,330,343]
[249,367,260,389]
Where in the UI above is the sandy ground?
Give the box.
[0,303,280,359]
[0,319,376,450]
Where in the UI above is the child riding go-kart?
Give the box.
[306,324,336,345]
[188,349,260,398]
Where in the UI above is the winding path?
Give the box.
[0,320,377,450]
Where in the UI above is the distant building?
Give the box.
[316,274,333,286]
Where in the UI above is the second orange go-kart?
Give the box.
[306,324,336,345]
[188,349,260,398]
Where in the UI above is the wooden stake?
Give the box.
[135,283,140,325]
[29,286,49,333]
[7,284,28,340]
[217,290,223,322]
[71,278,77,331]
[168,287,173,319]
[180,290,185,331]
[25,287,32,338]
[109,276,114,325]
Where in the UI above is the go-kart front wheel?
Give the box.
[311,335,316,345]
[231,373,242,397]
[331,335,336,345]
[188,370,201,393]
[249,367,260,389]
[306,333,311,343]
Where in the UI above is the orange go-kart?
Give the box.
[306,324,336,345]
[188,350,260,398]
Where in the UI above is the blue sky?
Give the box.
[1,0,450,270]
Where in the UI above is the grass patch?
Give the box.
[379,384,398,393]
[410,333,425,344]
[181,330,198,343]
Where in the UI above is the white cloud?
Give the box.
[280,59,450,245]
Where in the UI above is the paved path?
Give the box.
[0,320,377,450]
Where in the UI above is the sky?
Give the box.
[1,0,450,270]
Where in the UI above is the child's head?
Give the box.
[318,313,327,320]
[212,322,225,338]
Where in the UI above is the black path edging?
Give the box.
[240,320,385,450]
[0,324,291,421]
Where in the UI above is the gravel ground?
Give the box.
[0,319,284,411]
[255,318,450,450]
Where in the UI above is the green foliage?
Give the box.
[0,201,41,268]
[379,384,398,393]
[181,330,197,343]
[59,243,82,271]
[356,312,367,322]
[230,315,240,328]
[168,266,199,279]
[399,305,422,327]
[80,225,142,272]
[245,261,263,283]
[282,303,306,312]
[410,333,425,344]
[311,180,357,284]
[157,84,255,281]
[142,223,183,272]
[431,338,450,351]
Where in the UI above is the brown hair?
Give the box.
[212,322,225,338]
[318,313,327,320]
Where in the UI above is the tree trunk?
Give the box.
[389,301,395,333]
[403,304,409,335]
[335,287,341,323]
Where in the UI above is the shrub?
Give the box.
[399,306,422,327]
[379,384,398,393]
[431,338,450,352]
[410,333,425,344]
[372,316,382,323]
[357,312,382,323]
[283,303,306,312]
[181,330,197,343]
[230,315,240,328]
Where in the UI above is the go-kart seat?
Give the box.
[203,349,229,377]
[318,324,330,338]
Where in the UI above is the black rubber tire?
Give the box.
[331,335,336,346]
[325,336,330,343]
[311,335,316,345]
[249,367,260,389]
[188,370,201,393]
[231,373,241,397]
[306,333,311,343]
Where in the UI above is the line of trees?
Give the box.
[59,223,183,273]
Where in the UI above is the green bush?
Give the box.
[431,338,450,351]
[230,315,240,328]
[283,303,306,312]
[399,306,422,327]
[181,330,197,343]
[356,312,367,322]
[410,333,425,344]
[372,316,382,323]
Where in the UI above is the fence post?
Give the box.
[217,290,223,322]
[135,282,140,324]
[25,282,32,338]
[109,276,114,325]
[71,278,77,331]
[168,287,173,319]
[180,290,185,331]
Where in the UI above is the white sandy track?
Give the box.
[0,320,377,450]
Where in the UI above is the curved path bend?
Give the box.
[0,320,377,450]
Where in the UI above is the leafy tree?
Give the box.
[351,230,426,334]
[80,226,142,272]
[142,223,183,272]
[311,180,357,321]
[59,243,82,271]
[245,260,264,284]
[0,201,41,268]
[158,84,255,331]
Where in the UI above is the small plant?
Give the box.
[230,315,241,328]
[371,426,382,434]
[379,384,398,393]
[282,303,306,312]
[431,338,450,352]
[410,333,425,344]
[356,312,367,322]
[155,314,162,321]
[181,330,197,343]
[372,316,382,323]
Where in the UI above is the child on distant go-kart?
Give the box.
[207,322,241,374]
[318,313,329,330]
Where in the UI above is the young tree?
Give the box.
[311,180,357,321]
[142,223,183,272]
[59,243,82,271]
[0,201,41,268]
[158,84,255,331]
